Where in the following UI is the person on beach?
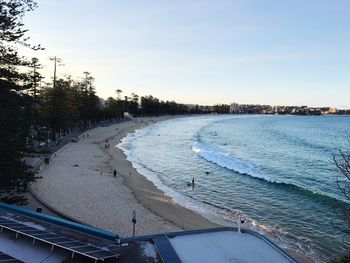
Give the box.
[132,210,137,237]
[113,169,117,177]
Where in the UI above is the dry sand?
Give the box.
[31,117,216,238]
[31,117,310,262]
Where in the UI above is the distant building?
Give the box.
[185,102,344,116]
[230,103,239,113]
[321,107,337,114]
[329,108,337,114]
[208,105,216,112]
[186,104,197,111]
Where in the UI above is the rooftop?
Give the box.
[0,202,298,262]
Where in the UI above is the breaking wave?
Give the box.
[191,138,346,207]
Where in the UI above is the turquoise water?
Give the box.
[118,115,350,262]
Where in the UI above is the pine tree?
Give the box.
[0,0,41,203]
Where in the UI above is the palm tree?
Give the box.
[116,89,122,100]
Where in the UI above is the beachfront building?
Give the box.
[0,202,299,262]
[186,104,197,111]
[328,107,338,114]
[229,103,239,113]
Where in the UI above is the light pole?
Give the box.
[49,56,64,89]
[46,130,50,150]
[31,58,38,99]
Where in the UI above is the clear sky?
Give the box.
[21,0,350,108]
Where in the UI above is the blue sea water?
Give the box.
[118,115,350,262]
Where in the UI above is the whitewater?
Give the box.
[118,115,350,262]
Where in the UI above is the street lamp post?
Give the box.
[46,130,50,150]
[49,56,63,89]
[31,58,38,99]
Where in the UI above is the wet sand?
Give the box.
[31,117,216,238]
[31,116,310,262]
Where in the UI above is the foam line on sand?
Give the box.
[31,117,216,238]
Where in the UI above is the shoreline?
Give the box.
[31,116,310,262]
[102,116,219,230]
[31,117,216,238]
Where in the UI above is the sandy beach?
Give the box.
[30,116,311,262]
[31,117,217,238]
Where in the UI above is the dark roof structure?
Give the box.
[0,202,299,263]
[0,251,23,263]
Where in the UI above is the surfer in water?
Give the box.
[187,178,195,189]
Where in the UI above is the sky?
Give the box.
[21,0,350,108]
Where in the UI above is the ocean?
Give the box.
[118,115,350,262]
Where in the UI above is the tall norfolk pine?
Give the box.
[0,0,222,204]
[39,74,102,137]
[0,0,40,203]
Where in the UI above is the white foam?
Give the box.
[118,122,283,230]
[116,119,317,262]
[117,127,237,227]
[192,141,275,182]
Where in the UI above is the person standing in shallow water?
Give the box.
[113,169,117,177]
[192,178,195,189]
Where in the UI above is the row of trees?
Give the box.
[0,0,41,203]
[39,72,101,139]
[1,2,350,262]
[39,79,202,135]
[105,93,217,118]
[0,0,220,204]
